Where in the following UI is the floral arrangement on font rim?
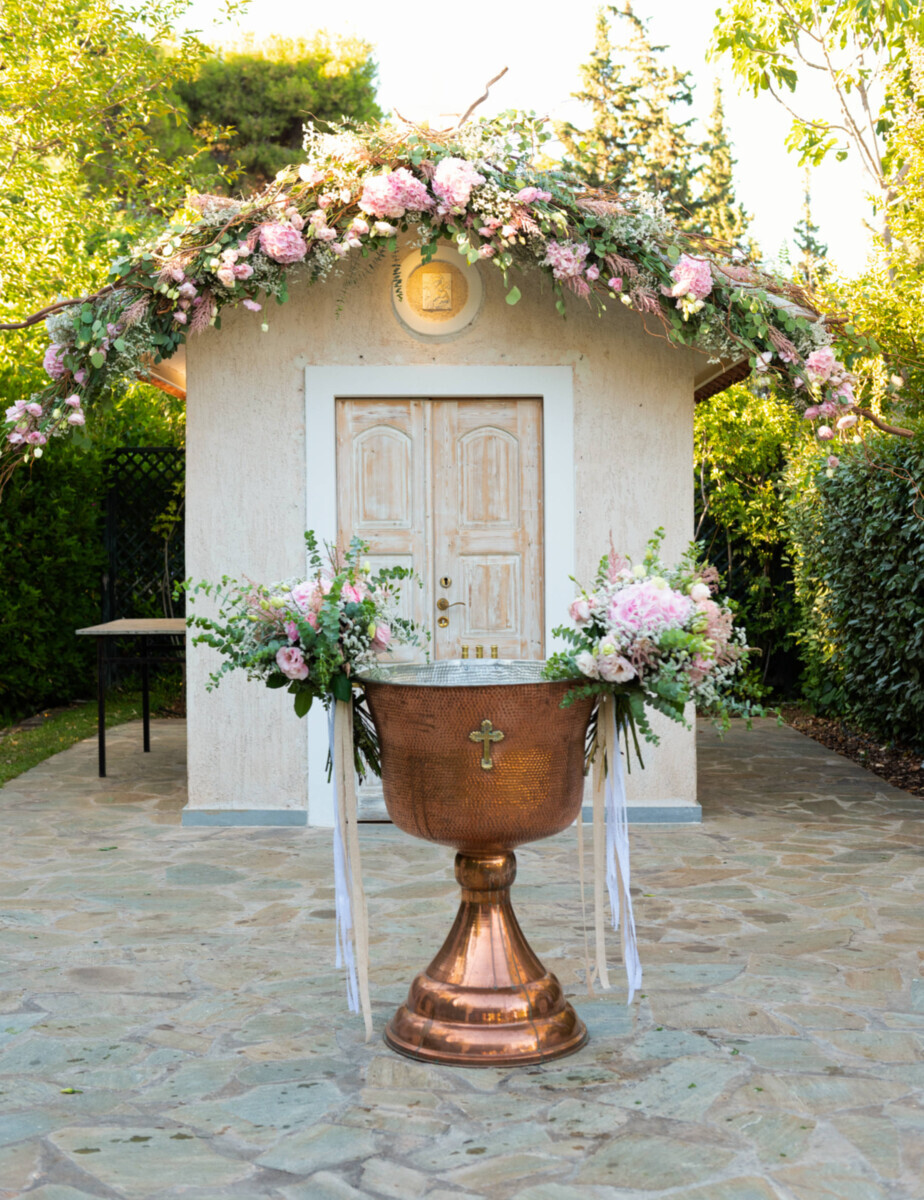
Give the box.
[544,530,756,765]
[2,111,879,492]
[186,531,423,777]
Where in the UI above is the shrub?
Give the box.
[787,432,924,747]
[694,383,803,697]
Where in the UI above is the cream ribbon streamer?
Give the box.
[328,699,373,1041]
[591,693,643,1004]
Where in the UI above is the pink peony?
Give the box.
[43,343,68,380]
[608,580,694,632]
[67,411,85,425]
[371,624,391,651]
[817,425,834,440]
[276,646,309,681]
[359,168,432,219]
[432,157,486,211]
[542,240,590,281]
[805,347,837,382]
[259,222,308,264]
[669,255,712,301]
[585,264,600,282]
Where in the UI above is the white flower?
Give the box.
[632,564,647,579]
[373,221,399,237]
[649,575,668,590]
[575,650,599,678]
[597,653,636,683]
[690,582,710,602]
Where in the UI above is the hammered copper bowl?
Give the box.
[360,661,594,1067]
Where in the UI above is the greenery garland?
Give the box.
[2,111,877,493]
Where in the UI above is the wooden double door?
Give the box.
[336,398,544,662]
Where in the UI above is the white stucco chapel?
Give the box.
[170,240,743,828]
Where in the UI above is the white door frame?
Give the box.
[304,365,575,827]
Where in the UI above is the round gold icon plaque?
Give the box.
[393,249,484,337]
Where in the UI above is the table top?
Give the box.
[76,618,187,637]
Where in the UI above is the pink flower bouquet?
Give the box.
[544,530,752,758]
[187,531,423,776]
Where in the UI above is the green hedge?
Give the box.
[0,381,185,726]
[788,432,924,747]
[0,446,106,724]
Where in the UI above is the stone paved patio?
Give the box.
[1,718,922,1200]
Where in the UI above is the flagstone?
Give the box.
[818,1030,923,1062]
[575,1131,737,1189]
[674,1177,785,1200]
[441,1151,566,1190]
[0,1138,42,1196]
[832,1114,902,1179]
[724,1111,816,1163]
[49,1125,253,1193]
[600,1056,747,1121]
[279,1172,371,1200]
[255,1122,379,1174]
[775,1004,868,1030]
[772,1164,890,1200]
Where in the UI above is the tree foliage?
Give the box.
[710,0,924,249]
[697,81,752,249]
[168,34,382,193]
[558,3,701,218]
[695,384,803,696]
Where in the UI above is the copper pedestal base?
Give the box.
[385,851,587,1067]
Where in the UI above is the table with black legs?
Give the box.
[75,618,186,777]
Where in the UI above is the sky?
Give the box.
[184,0,875,275]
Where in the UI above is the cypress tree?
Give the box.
[793,170,829,285]
[698,80,752,249]
[558,2,700,219]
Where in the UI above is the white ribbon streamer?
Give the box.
[591,695,643,1004]
[328,700,373,1040]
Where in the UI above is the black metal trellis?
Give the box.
[102,447,186,623]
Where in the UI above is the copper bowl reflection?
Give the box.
[361,661,593,1067]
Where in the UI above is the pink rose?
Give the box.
[67,411,86,425]
[514,186,552,203]
[371,624,391,651]
[569,598,591,625]
[285,620,299,643]
[233,263,254,280]
[817,425,834,440]
[597,652,636,683]
[836,413,857,430]
[803,405,820,420]
[575,650,599,678]
[26,402,43,417]
[242,299,262,312]
[826,455,840,469]
[608,276,622,291]
[585,264,600,282]
[276,646,309,680]
[259,222,308,264]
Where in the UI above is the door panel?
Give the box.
[432,399,543,660]
[336,396,544,818]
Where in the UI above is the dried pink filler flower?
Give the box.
[669,254,712,301]
[259,223,308,265]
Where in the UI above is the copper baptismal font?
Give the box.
[361,661,594,1067]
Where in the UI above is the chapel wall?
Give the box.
[185,248,701,817]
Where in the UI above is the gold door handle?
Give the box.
[436,598,466,611]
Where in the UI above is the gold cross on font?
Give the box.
[469,719,505,770]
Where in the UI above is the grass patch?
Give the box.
[0,680,183,788]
